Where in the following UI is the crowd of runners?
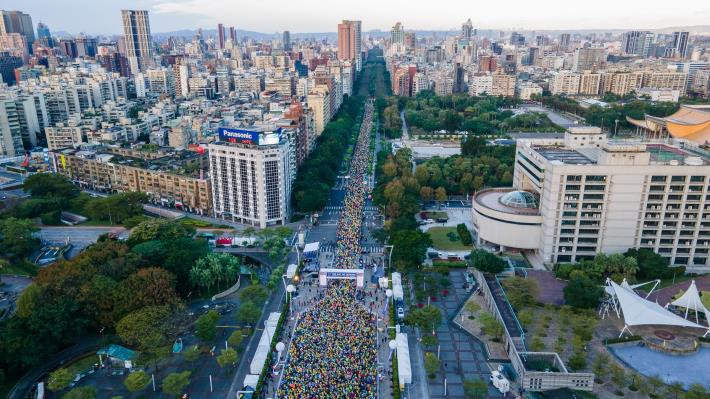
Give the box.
[276,100,378,399]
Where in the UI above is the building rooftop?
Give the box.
[475,189,540,216]
[533,147,595,165]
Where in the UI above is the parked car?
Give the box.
[397,307,405,320]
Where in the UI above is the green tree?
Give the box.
[190,253,241,293]
[162,371,192,395]
[624,248,670,279]
[463,377,488,399]
[591,353,609,382]
[128,219,195,246]
[23,173,79,200]
[568,351,587,371]
[464,300,480,315]
[15,283,42,318]
[236,301,261,325]
[116,305,179,354]
[479,313,504,338]
[196,310,220,341]
[124,371,151,392]
[421,334,438,347]
[404,305,442,332]
[517,309,534,328]
[61,387,96,399]
[424,352,440,378]
[228,330,245,347]
[183,345,201,365]
[501,276,539,310]
[647,375,664,396]
[216,347,238,368]
[530,336,545,351]
[564,275,604,308]
[47,368,73,391]
[470,249,505,274]
[685,383,710,399]
[0,218,39,260]
[664,381,685,399]
[610,363,627,390]
[239,285,269,306]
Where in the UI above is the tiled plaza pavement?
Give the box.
[425,271,504,399]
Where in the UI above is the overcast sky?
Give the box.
[5,0,710,35]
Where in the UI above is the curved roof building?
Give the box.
[627,105,710,145]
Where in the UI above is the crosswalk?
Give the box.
[323,205,380,212]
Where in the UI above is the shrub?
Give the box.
[457,223,473,246]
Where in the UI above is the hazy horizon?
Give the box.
[3,0,710,36]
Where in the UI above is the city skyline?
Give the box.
[2,0,710,35]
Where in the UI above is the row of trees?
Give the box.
[9,174,147,225]
[292,95,365,212]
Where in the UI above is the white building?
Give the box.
[636,88,680,103]
[473,127,710,271]
[209,127,292,227]
[550,72,581,96]
[516,82,543,100]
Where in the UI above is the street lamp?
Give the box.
[275,341,285,364]
[286,284,296,313]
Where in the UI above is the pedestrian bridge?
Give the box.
[214,247,278,269]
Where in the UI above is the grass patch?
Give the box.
[427,226,473,251]
[65,354,100,375]
[657,274,693,289]
[421,211,447,220]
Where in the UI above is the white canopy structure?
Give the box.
[670,280,710,326]
[606,279,710,337]
[395,333,412,388]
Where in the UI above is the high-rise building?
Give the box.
[229,27,237,44]
[671,31,689,59]
[404,32,416,52]
[559,33,571,51]
[453,62,465,93]
[283,30,291,51]
[0,98,24,156]
[36,22,53,47]
[121,9,153,74]
[217,23,225,49]
[0,10,35,54]
[621,31,654,57]
[510,32,525,47]
[0,51,23,85]
[391,22,404,45]
[337,20,362,70]
[461,18,474,41]
[209,127,293,227]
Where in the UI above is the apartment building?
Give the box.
[51,146,212,215]
[550,71,581,95]
[473,127,710,271]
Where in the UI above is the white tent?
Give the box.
[670,280,710,326]
[607,279,709,337]
[396,333,412,387]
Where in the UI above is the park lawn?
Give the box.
[427,226,473,251]
[657,274,693,289]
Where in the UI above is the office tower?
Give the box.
[209,127,293,227]
[453,62,464,93]
[527,47,540,66]
[58,39,78,58]
[338,20,362,69]
[473,127,710,269]
[121,9,153,74]
[217,23,225,49]
[229,27,237,44]
[391,22,404,45]
[36,22,53,47]
[0,51,23,85]
[404,32,416,52]
[621,31,654,57]
[283,30,291,51]
[559,33,571,51]
[0,10,35,53]
[671,31,689,59]
[75,35,97,57]
[461,18,474,41]
[510,32,525,47]
[478,55,497,72]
